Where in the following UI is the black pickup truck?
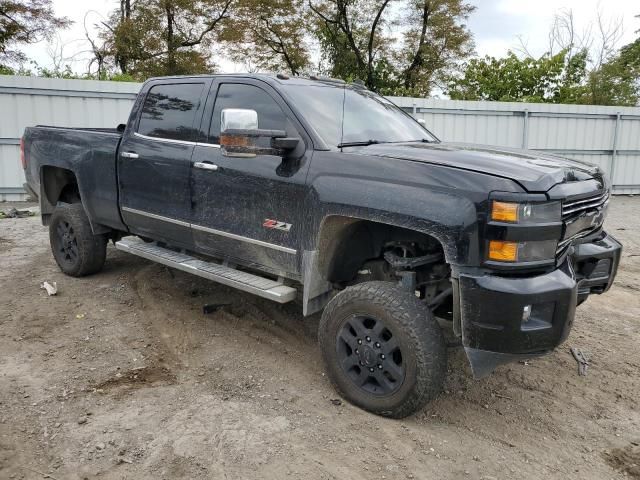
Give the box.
[22,74,621,418]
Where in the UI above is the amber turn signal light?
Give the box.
[488,240,518,262]
[491,201,519,223]
[220,133,251,147]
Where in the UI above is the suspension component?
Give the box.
[384,250,442,269]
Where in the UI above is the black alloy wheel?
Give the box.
[55,219,79,268]
[337,314,405,396]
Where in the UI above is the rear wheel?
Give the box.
[318,281,447,418]
[49,203,107,277]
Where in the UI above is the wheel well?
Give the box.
[314,216,452,319]
[41,166,81,206]
[317,216,446,283]
[40,167,81,226]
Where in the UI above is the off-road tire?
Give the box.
[318,281,447,418]
[49,203,107,277]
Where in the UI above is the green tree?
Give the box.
[448,38,640,105]
[447,48,638,106]
[94,0,135,76]
[310,0,395,90]
[399,0,475,96]
[618,37,640,76]
[586,31,639,106]
[0,0,70,66]
[100,0,236,80]
[446,50,588,103]
[309,0,474,95]
[448,10,638,106]
[231,0,310,75]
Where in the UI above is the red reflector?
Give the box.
[20,137,26,169]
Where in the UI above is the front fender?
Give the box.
[306,176,481,266]
[299,156,526,316]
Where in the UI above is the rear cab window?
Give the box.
[138,83,205,142]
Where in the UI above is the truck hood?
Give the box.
[361,142,605,192]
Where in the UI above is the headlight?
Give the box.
[487,200,561,264]
[491,200,561,224]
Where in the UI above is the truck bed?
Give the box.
[22,125,127,232]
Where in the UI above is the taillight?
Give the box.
[20,137,26,169]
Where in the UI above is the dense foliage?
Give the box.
[446,14,640,106]
[0,0,69,65]
[307,0,475,95]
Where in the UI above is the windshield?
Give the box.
[282,85,438,148]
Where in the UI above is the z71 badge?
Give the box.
[263,219,292,232]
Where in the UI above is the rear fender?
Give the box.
[30,127,125,233]
[39,164,110,235]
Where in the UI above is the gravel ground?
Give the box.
[0,197,639,480]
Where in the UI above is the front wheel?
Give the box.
[318,281,447,418]
[49,203,107,277]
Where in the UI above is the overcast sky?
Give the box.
[18,0,640,75]
[469,0,638,58]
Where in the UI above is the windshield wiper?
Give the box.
[337,139,384,148]
[397,138,433,143]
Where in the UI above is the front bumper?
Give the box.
[458,232,621,377]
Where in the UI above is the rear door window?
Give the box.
[138,83,204,142]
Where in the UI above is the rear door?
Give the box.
[118,79,208,248]
[189,79,312,277]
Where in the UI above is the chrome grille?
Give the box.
[562,191,609,219]
[556,190,609,259]
[556,228,598,254]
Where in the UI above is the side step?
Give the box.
[115,237,296,303]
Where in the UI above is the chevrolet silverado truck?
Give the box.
[22,74,621,418]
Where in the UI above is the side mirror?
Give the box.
[220,108,300,158]
[221,108,258,131]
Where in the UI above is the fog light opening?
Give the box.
[522,305,532,323]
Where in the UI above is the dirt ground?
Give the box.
[0,198,639,480]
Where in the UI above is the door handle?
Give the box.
[194,161,219,171]
[121,151,139,159]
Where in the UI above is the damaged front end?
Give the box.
[457,186,622,378]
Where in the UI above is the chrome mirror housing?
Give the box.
[221,108,258,132]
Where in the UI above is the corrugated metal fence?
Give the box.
[1,75,639,200]
[390,97,640,194]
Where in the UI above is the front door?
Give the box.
[118,80,207,248]
[190,80,311,277]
